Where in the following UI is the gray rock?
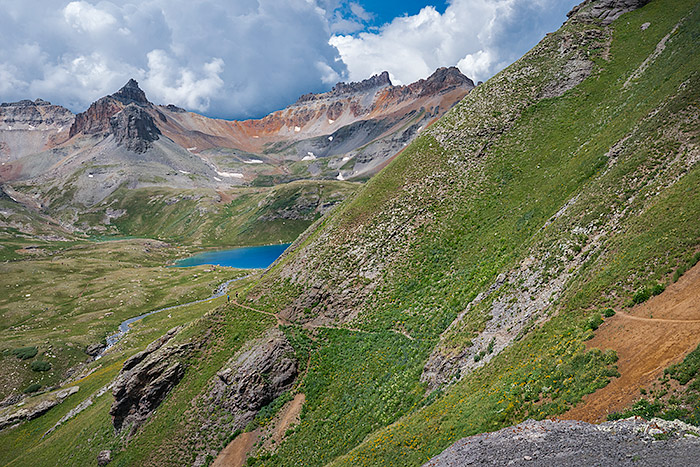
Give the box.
[0,393,23,408]
[97,449,111,466]
[85,342,106,357]
[207,329,297,421]
[110,326,190,433]
[423,417,700,467]
[0,386,79,430]
[109,104,161,154]
[568,0,651,25]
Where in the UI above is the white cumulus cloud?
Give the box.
[0,0,348,118]
[0,0,578,118]
[330,0,579,85]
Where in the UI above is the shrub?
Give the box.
[603,308,616,318]
[665,343,700,385]
[23,383,41,394]
[632,287,651,304]
[651,283,665,296]
[587,314,604,331]
[486,338,495,354]
[30,360,51,372]
[11,346,38,360]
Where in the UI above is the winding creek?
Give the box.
[96,275,250,359]
[97,244,291,359]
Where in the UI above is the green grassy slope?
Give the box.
[68,180,357,247]
[229,0,699,465]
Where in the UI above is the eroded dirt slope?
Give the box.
[562,261,700,423]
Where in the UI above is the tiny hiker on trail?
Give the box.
[227,294,230,303]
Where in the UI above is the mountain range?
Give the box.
[0,67,471,196]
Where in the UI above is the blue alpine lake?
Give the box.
[174,243,291,269]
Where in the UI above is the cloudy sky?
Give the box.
[0,0,579,119]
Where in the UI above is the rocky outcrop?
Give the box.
[423,417,700,467]
[568,0,651,25]
[97,450,112,466]
[0,386,79,430]
[109,104,161,153]
[110,326,190,433]
[206,329,297,422]
[85,342,106,357]
[187,329,297,464]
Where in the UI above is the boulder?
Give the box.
[97,450,111,466]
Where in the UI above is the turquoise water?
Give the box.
[174,243,291,269]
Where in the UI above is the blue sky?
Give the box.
[0,0,580,119]
[339,1,449,28]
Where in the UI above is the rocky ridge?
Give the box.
[0,99,74,161]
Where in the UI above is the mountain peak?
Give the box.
[331,71,393,96]
[112,79,149,105]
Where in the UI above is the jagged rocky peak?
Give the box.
[69,79,151,138]
[426,67,474,87]
[111,78,150,105]
[567,0,651,25]
[413,67,475,94]
[109,104,161,153]
[332,71,393,95]
[296,71,393,104]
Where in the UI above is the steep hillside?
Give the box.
[1,0,698,466]
[233,0,698,464]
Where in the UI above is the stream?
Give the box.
[96,275,250,359]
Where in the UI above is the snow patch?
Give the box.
[294,126,301,132]
[253,135,260,139]
[243,159,263,164]
[342,156,352,162]
[302,152,316,161]
[336,172,345,181]
[214,177,222,182]
[88,174,94,178]
[328,136,334,141]
[187,147,197,152]
[179,170,190,174]
[216,171,244,178]
[328,119,335,124]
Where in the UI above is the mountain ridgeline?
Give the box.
[1,0,699,466]
[0,67,472,244]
